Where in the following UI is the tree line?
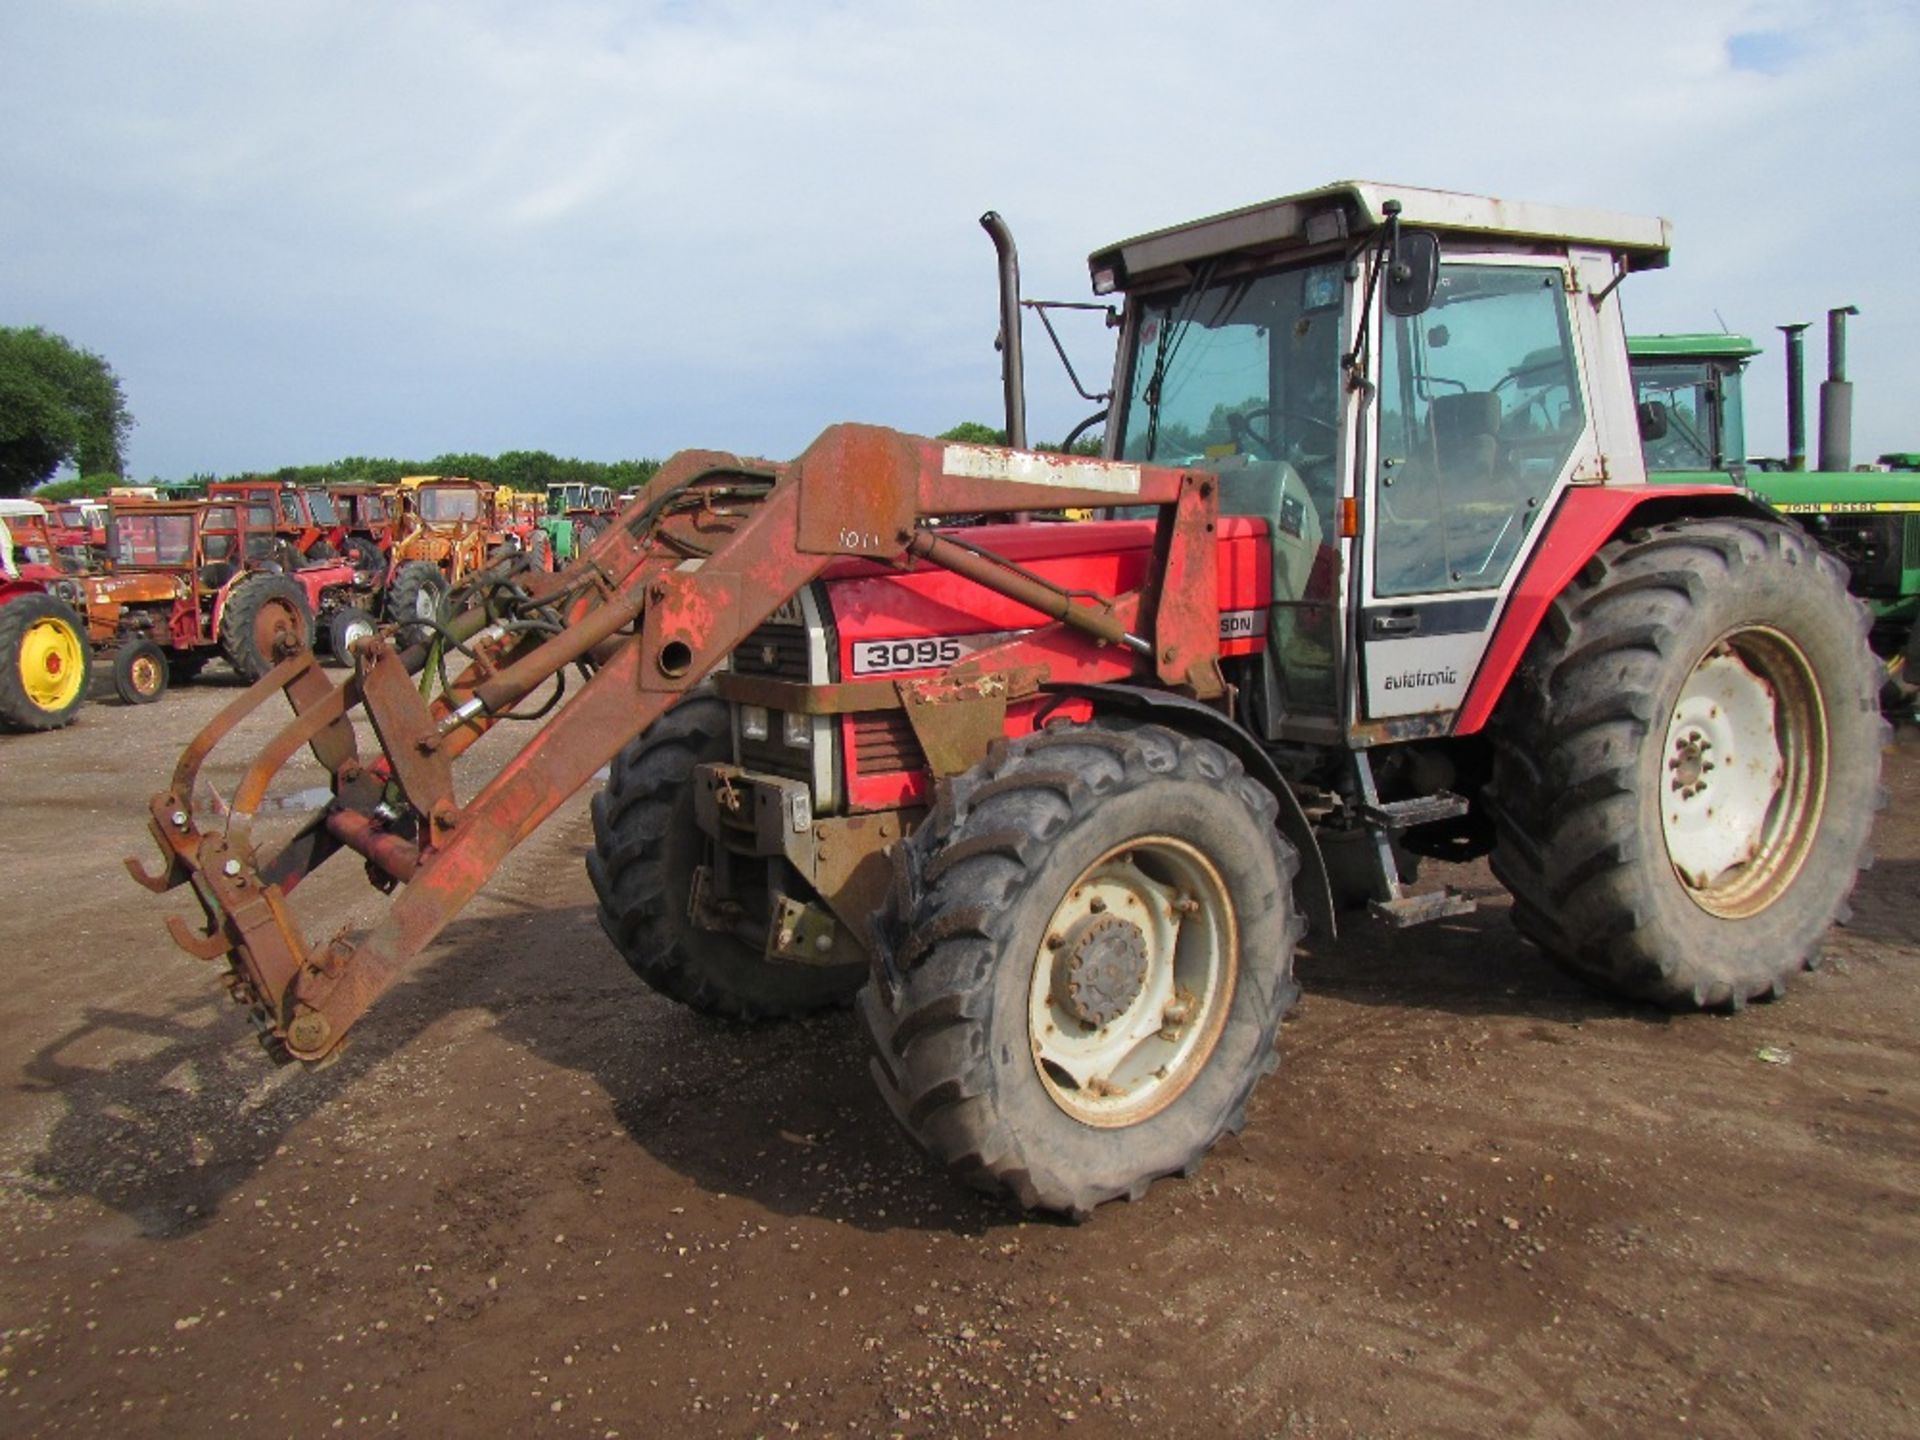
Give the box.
[4,324,1102,503]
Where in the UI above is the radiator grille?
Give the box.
[739,734,811,783]
[853,711,924,775]
[733,622,810,681]
[1906,515,1920,571]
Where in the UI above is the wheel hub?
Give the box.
[1053,914,1149,1029]
[1660,629,1825,916]
[1027,839,1237,1128]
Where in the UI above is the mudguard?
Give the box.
[1047,681,1337,941]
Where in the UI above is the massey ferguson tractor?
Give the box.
[135,183,1886,1220]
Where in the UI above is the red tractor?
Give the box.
[0,498,92,730]
[206,481,341,568]
[138,184,1884,1221]
[320,483,400,576]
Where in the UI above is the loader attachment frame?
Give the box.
[133,424,1222,1063]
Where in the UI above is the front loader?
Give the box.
[137,183,1886,1219]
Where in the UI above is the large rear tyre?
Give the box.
[218,574,312,682]
[112,638,169,705]
[1488,517,1886,1009]
[864,722,1303,1220]
[0,593,91,731]
[587,694,866,1019]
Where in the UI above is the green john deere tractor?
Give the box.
[1627,313,1920,705]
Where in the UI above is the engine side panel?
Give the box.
[823,518,1272,809]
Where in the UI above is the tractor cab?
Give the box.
[1090,181,1672,746]
[1625,333,1759,478]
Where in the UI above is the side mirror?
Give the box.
[1637,399,1670,440]
[1385,231,1441,317]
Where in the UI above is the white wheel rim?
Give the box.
[1661,627,1826,917]
[1027,837,1236,1128]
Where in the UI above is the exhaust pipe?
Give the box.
[980,212,1027,452]
[1779,322,1810,471]
[1818,304,1859,473]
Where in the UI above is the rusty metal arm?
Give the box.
[135,424,1219,1064]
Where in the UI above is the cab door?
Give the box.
[1360,257,1602,722]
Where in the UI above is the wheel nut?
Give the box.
[1089,896,1108,914]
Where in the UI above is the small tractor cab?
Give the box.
[140,183,1885,1221]
[206,481,337,567]
[1626,333,1760,478]
[320,483,399,578]
[542,481,615,561]
[386,475,501,629]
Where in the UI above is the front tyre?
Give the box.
[864,722,1303,1220]
[1489,517,1886,1008]
[112,638,169,705]
[587,694,866,1019]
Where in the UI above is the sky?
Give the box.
[3,0,1918,480]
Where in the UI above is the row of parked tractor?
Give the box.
[0,477,625,730]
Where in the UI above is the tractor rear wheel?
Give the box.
[112,638,169,705]
[0,593,91,731]
[218,574,312,682]
[587,694,866,1019]
[863,722,1303,1220]
[1489,517,1885,1009]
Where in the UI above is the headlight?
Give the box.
[782,710,812,749]
[739,705,769,742]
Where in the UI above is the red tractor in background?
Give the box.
[0,498,92,731]
[320,483,400,576]
[206,480,344,568]
[139,183,1884,1221]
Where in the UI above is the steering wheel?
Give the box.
[1228,408,1336,461]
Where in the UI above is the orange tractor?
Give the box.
[138,184,1884,1219]
[83,498,379,702]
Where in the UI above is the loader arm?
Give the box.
[133,423,1221,1063]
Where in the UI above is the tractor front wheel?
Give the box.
[0,593,91,731]
[219,574,312,682]
[1489,517,1885,1008]
[385,561,450,645]
[587,694,867,1019]
[864,722,1303,1220]
[113,639,169,705]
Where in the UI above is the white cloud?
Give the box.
[1,0,1916,474]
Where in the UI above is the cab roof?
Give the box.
[1089,180,1672,292]
[1627,333,1762,362]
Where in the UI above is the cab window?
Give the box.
[1374,265,1584,597]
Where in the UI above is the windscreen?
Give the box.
[1117,260,1345,536]
[112,514,194,567]
[419,488,484,522]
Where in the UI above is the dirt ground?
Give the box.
[0,672,1914,1439]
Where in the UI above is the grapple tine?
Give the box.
[166,913,232,961]
[125,850,185,893]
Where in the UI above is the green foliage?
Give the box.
[943,421,1105,456]
[939,421,1008,446]
[0,327,134,496]
[253,451,663,493]
[33,472,131,501]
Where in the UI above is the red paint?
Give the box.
[1452,485,1741,736]
[827,517,1271,808]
